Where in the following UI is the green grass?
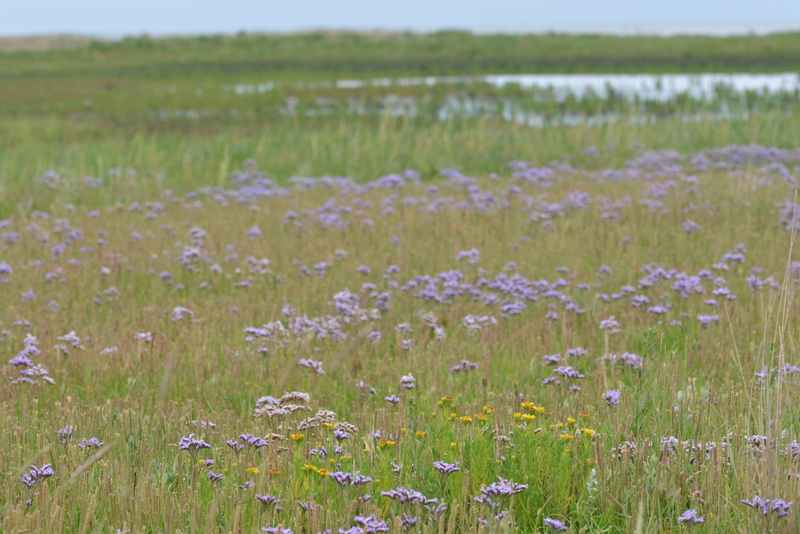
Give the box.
[2,110,800,219]
[1,137,800,532]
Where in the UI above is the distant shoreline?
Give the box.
[3,21,800,50]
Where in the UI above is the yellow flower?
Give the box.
[304,464,320,473]
[246,467,259,473]
[482,406,495,414]
[415,431,426,437]
[582,429,596,436]
[460,416,473,424]
[318,469,330,476]
[474,413,487,422]
[513,412,522,419]
[291,433,305,441]
[379,440,396,448]
[324,422,335,428]
[522,414,535,421]
[439,396,455,407]
[269,468,280,475]
[567,417,577,426]
[560,434,574,440]
[450,442,457,447]
[579,411,590,418]
[450,412,458,420]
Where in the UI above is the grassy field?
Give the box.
[2,31,800,534]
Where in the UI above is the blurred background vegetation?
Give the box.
[1,30,800,217]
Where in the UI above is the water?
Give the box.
[233,73,800,101]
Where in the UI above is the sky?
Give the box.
[2,0,800,37]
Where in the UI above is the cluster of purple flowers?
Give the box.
[741,496,793,517]
[178,434,212,452]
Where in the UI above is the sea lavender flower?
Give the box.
[353,515,389,534]
[226,439,245,453]
[599,316,621,334]
[246,226,262,240]
[57,425,74,444]
[171,306,194,321]
[298,358,325,374]
[677,509,705,525]
[255,494,283,509]
[602,389,621,406]
[450,360,479,373]
[384,395,401,405]
[399,374,416,389]
[682,219,701,233]
[741,496,792,517]
[78,437,105,449]
[178,434,212,452]
[543,518,568,531]
[20,464,54,487]
[400,514,419,531]
[697,314,720,328]
[207,470,223,483]
[476,477,528,500]
[433,461,460,478]
[381,487,435,505]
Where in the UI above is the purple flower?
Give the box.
[602,389,621,406]
[226,439,245,453]
[381,487,436,505]
[433,461,460,478]
[255,494,283,509]
[78,437,105,449]
[544,517,568,531]
[57,425,74,444]
[351,515,389,534]
[384,395,401,405]
[330,471,372,486]
[20,464,54,487]
[246,226,262,239]
[399,373,416,389]
[178,434,212,452]
[207,470,223,483]
[678,509,705,525]
[682,219,701,233]
[697,314,720,328]
[741,496,792,517]
[599,316,621,333]
[356,265,371,274]
[450,360,479,373]
[298,358,325,374]
[475,477,528,505]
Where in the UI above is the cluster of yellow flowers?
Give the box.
[304,464,330,476]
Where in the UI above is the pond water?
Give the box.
[234,73,800,101]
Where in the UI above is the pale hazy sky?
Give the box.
[2,0,800,37]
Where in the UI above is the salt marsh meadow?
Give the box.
[2,31,800,533]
